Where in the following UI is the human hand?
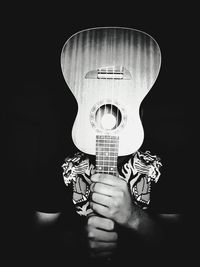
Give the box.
[85,214,118,259]
[90,173,136,227]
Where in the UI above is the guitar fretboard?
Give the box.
[95,135,119,176]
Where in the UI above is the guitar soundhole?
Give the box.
[95,104,122,131]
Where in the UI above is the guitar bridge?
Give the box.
[85,66,132,80]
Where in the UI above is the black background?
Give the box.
[2,3,197,265]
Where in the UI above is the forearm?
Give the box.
[34,211,88,253]
[124,206,164,245]
[125,207,182,246]
[33,212,63,250]
[33,211,86,264]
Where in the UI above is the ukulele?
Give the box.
[61,27,161,178]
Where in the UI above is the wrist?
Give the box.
[126,204,142,231]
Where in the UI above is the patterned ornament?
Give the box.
[62,151,162,216]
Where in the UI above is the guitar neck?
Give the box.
[95,135,119,176]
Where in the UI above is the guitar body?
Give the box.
[61,27,161,157]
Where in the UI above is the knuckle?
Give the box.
[94,182,101,192]
[107,206,114,218]
[118,190,125,200]
[113,232,118,240]
[107,219,114,230]
[99,174,106,181]
[92,192,97,202]
[88,229,95,239]
[87,216,95,226]
[112,198,120,208]
[92,203,98,213]
[89,241,96,249]
[90,182,95,192]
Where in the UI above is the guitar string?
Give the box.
[97,38,102,174]
[111,31,118,176]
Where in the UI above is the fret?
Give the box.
[96,147,118,152]
[96,170,116,175]
[96,166,118,172]
[96,139,118,142]
[96,162,117,167]
[96,135,118,139]
[96,156,117,161]
[96,139,118,144]
[96,143,118,148]
[96,152,118,157]
[95,135,119,176]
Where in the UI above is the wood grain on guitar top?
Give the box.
[61,27,161,156]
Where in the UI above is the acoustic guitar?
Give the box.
[61,27,161,177]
